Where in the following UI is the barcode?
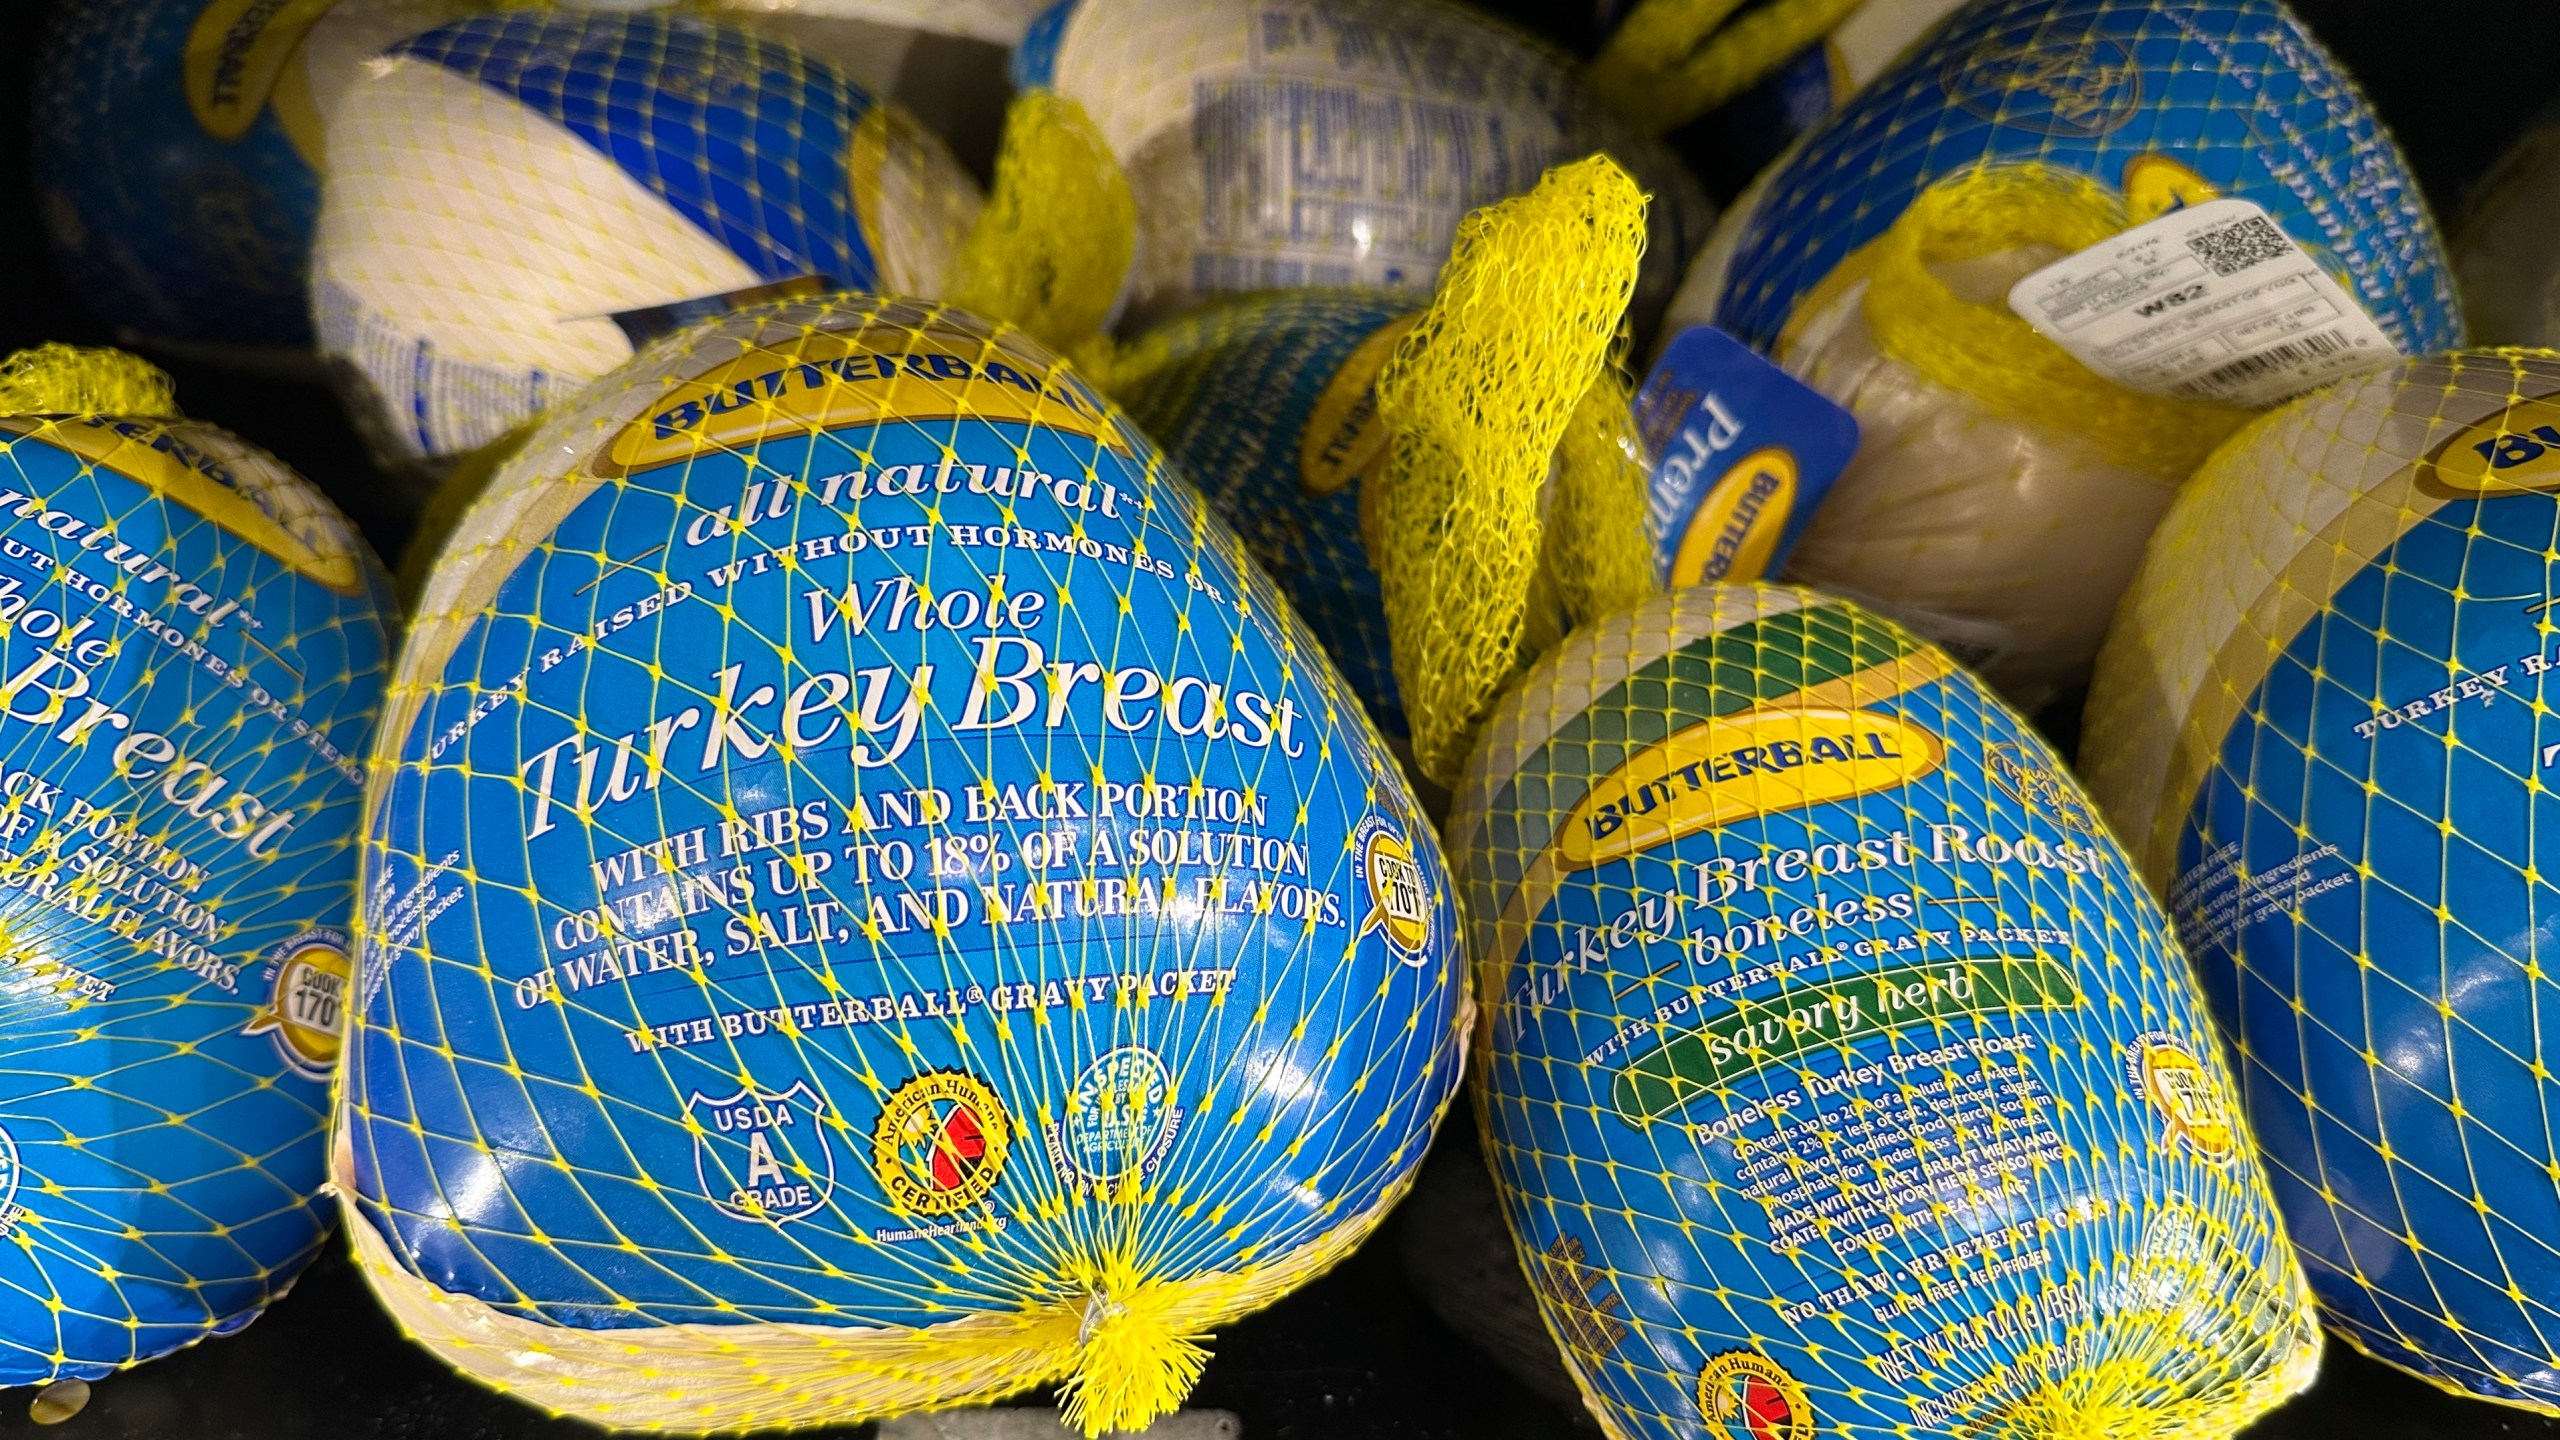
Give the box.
[2176,330,2352,396]
[2187,214,2293,276]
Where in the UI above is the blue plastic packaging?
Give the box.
[1114,291,1420,737]
[337,294,1466,1428]
[0,402,390,1382]
[1457,584,2320,1438]
[2087,349,2560,1414]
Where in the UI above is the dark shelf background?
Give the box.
[2,3,2557,1437]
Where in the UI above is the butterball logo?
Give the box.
[242,928,352,1081]
[1561,707,1943,870]
[1668,446,1797,586]
[2419,391,2560,495]
[1354,816,1434,964]
[687,1079,840,1223]
[1046,1047,1183,1194]
[872,1070,1011,1217]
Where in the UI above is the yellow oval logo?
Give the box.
[242,934,352,1080]
[0,416,369,596]
[599,323,1133,478]
[2120,152,2220,223]
[1297,315,1417,497]
[1669,446,1798,586]
[1558,707,1944,871]
[184,0,339,144]
[2420,391,2560,494]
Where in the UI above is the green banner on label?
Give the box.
[1612,955,2083,1124]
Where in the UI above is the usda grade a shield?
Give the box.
[2085,350,2560,1413]
[1452,585,2318,1438]
[0,398,390,1381]
[340,294,1466,1429]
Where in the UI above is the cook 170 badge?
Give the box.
[1354,816,1433,966]
[2124,1030,2239,1164]
[242,928,352,1081]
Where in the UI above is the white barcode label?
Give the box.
[2005,197,2399,408]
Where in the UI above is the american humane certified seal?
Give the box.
[872,1069,1011,1216]
[1697,1349,1814,1440]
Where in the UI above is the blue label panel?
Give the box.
[34,0,322,352]
[1012,0,1079,88]
[1467,593,2312,1437]
[395,10,881,294]
[345,301,1465,1335]
[1638,326,1859,587]
[2180,490,2560,1406]
[1116,291,1416,737]
[0,420,389,1383]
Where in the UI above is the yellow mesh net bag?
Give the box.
[1544,361,1663,632]
[945,90,1136,377]
[337,284,1469,1434]
[2083,348,2560,1415]
[1451,581,2323,1439]
[1004,0,1713,335]
[311,3,982,474]
[1655,0,2462,712]
[1366,156,1649,787]
[0,344,392,1389]
[1589,0,1872,136]
[964,136,1662,786]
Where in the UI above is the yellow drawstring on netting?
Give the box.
[1367,155,1648,788]
[1545,361,1659,630]
[1863,164,2251,478]
[1053,1254,1211,1437]
[946,90,1136,379]
[1589,0,1866,136]
[0,344,179,419]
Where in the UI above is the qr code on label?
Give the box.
[2187,215,2293,276]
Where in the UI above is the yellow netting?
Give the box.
[1366,154,1648,789]
[1589,0,1866,136]
[1862,164,2251,477]
[343,287,1471,1438]
[0,344,179,419]
[1543,361,1660,631]
[2079,348,2560,1414]
[946,90,1136,378]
